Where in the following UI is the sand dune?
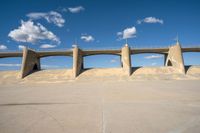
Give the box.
[0,66,200,84]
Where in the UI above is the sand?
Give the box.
[0,67,200,133]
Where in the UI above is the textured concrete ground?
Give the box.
[0,69,200,133]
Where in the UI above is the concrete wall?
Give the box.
[21,48,40,78]
[2,43,200,79]
[121,44,132,76]
[165,43,185,74]
[73,47,83,78]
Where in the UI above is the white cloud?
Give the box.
[8,20,60,44]
[72,44,78,48]
[144,55,163,59]
[137,17,163,24]
[68,6,84,13]
[41,64,59,68]
[18,45,25,50]
[81,35,95,42]
[27,11,65,27]
[0,63,21,67]
[40,44,57,49]
[110,59,117,63]
[117,32,123,36]
[117,26,136,39]
[61,8,68,12]
[0,63,59,68]
[0,45,7,50]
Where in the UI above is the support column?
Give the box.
[121,44,132,76]
[73,47,83,78]
[165,42,185,74]
[164,53,168,66]
[21,47,40,78]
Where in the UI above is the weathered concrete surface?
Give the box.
[0,44,200,78]
[0,78,200,133]
[165,42,185,74]
[73,47,83,78]
[121,44,132,76]
[21,48,40,78]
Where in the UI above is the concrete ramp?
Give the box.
[132,67,179,75]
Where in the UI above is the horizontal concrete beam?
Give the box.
[1,47,200,59]
[82,49,121,56]
[182,47,200,53]
[130,48,169,54]
[0,52,22,58]
[37,51,73,58]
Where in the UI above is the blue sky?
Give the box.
[0,0,200,70]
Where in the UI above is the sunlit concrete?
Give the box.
[0,43,200,78]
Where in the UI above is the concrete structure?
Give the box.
[21,48,41,78]
[121,44,132,76]
[0,43,200,78]
[73,47,83,78]
[165,42,185,74]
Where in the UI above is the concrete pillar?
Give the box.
[120,56,123,67]
[164,54,168,66]
[21,47,40,78]
[73,47,83,78]
[165,42,185,74]
[121,44,132,76]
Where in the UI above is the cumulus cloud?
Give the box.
[117,26,136,40]
[68,6,84,13]
[81,35,95,42]
[40,44,57,49]
[144,55,163,59]
[0,45,7,50]
[8,20,60,44]
[27,11,65,27]
[137,17,163,24]
[18,45,25,50]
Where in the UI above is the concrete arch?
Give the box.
[0,52,22,58]
[40,56,73,69]
[39,55,73,58]
[0,57,22,71]
[33,64,39,70]
[83,53,121,57]
[83,54,121,68]
[182,48,200,53]
[131,53,165,67]
[38,51,73,58]
[131,52,166,55]
[183,52,200,66]
[166,60,172,66]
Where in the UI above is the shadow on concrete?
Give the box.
[24,69,43,78]
[0,102,80,106]
[185,65,192,74]
[78,68,92,76]
[131,67,141,75]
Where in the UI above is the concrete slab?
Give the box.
[0,76,200,133]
